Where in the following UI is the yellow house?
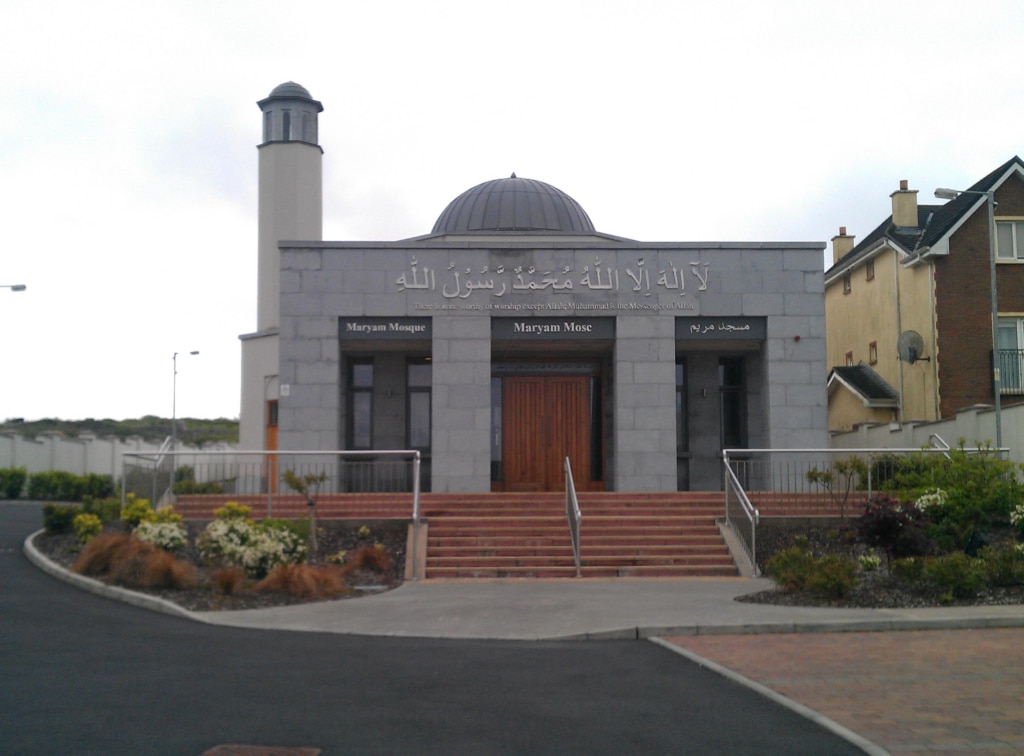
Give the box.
[825,157,1024,432]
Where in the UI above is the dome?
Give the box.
[267,81,314,100]
[432,175,595,234]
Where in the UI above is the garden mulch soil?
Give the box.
[32,519,408,612]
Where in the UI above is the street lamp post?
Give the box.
[934,187,1001,451]
[172,350,200,453]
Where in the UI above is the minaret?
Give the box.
[256,81,324,330]
[239,82,323,453]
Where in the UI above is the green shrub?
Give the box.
[0,467,28,499]
[765,546,816,592]
[42,503,82,534]
[804,555,858,599]
[28,471,83,502]
[880,445,1024,548]
[120,495,155,529]
[891,557,925,582]
[921,553,985,599]
[172,479,224,495]
[81,474,115,500]
[979,543,1024,587]
[81,495,122,524]
[72,513,103,544]
[213,501,251,520]
[148,506,182,524]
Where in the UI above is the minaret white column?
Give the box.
[256,82,324,330]
[239,82,324,452]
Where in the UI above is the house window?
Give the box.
[845,351,854,367]
[842,273,851,294]
[869,342,878,365]
[996,221,1024,260]
[349,360,373,449]
[997,318,1024,394]
[866,260,875,280]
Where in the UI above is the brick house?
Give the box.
[825,156,1024,432]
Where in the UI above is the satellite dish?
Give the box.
[897,330,929,364]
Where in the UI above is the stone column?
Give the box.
[431,316,491,492]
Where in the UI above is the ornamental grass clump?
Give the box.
[72,532,198,590]
[339,544,393,578]
[256,563,349,599]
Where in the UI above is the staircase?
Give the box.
[422,492,738,579]
[174,491,740,579]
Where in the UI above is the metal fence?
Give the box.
[121,449,423,520]
[721,445,998,575]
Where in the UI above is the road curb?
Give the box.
[649,637,890,756]
[22,529,208,623]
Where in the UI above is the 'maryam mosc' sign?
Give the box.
[492,318,615,340]
[340,318,431,340]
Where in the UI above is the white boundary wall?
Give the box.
[0,432,234,480]
[830,403,1024,464]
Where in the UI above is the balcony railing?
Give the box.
[996,349,1024,395]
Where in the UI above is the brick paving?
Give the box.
[666,628,1024,754]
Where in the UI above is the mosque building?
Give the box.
[239,82,828,494]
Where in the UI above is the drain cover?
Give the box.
[201,747,321,756]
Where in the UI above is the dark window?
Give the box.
[869,341,878,365]
[282,111,291,142]
[866,260,875,281]
[719,357,745,449]
[407,360,431,450]
[589,376,603,481]
[675,360,688,453]
[349,361,373,449]
[842,273,851,294]
[490,377,502,482]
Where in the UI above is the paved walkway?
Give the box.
[24,532,1024,755]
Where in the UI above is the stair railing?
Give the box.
[722,449,760,576]
[564,456,582,577]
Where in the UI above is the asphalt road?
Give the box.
[0,502,864,755]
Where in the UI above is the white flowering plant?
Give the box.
[1010,503,1024,537]
[914,488,947,514]
[858,552,881,572]
[197,518,307,578]
[135,520,188,551]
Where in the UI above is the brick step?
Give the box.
[425,564,739,579]
[426,553,735,569]
[430,534,726,547]
[428,547,731,561]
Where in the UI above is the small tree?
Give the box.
[282,469,328,558]
[806,457,867,522]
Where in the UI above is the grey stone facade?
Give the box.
[276,240,828,493]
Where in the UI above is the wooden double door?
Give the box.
[501,375,599,492]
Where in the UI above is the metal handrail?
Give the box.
[722,450,760,576]
[121,449,423,522]
[564,456,582,577]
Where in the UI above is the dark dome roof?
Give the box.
[432,175,595,234]
[267,81,314,99]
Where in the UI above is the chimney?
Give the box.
[831,226,855,264]
[891,179,919,228]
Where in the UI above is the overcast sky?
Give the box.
[2,0,1022,422]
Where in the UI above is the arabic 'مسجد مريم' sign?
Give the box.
[675,317,766,340]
